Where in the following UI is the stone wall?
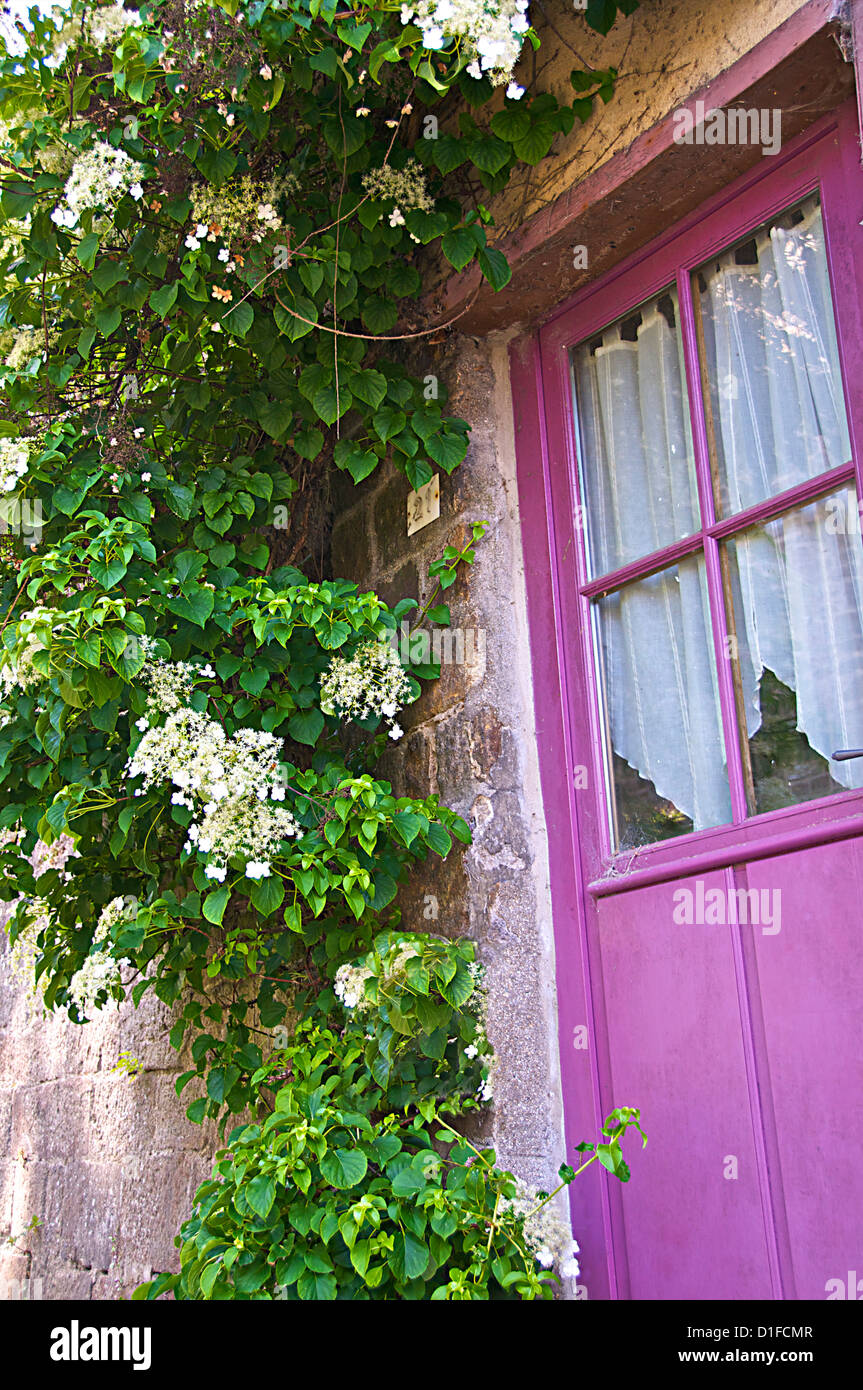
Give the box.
[0,923,217,1301]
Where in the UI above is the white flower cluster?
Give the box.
[191,173,291,247]
[320,640,414,739]
[0,604,59,699]
[33,832,79,881]
[47,3,141,65]
[188,798,299,882]
[500,1181,581,1279]
[361,158,434,230]
[65,895,134,1020]
[133,641,214,724]
[51,142,145,230]
[0,640,41,699]
[6,898,53,1011]
[461,958,495,1099]
[87,3,141,49]
[0,437,30,492]
[126,708,299,881]
[4,326,51,373]
[333,960,374,1011]
[401,0,530,90]
[334,937,421,1012]
[5,869,127,1023]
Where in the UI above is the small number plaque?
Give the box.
[407,474,440,536]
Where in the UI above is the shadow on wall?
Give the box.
[0,916,217,1301]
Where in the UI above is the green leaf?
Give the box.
[320,1148,368,1190]
[439,958,474,1009]
[223,300,253,337]
[431,134,466,175]
[389,1230,429,1282]
[148,282,178,318]
[511,123,556,165]
[95,304,121,338]
[73,633,101,668]
[361,296,398,335]
[199,1260,222,1299]
[491,107,532,142]
[249,874,285,916]
[195,145,237,185]
[350,369,388,411]
[246,1174,276,1220]
[334,442,379,484]
[166,587,214,628]
[75,232,100,271]
[164,482,196,518]
[287,708,324,746]
[207,1065,241,1104]
[202,886,229,926]
[477,247,512,292]
[92,259,128,293]
[392,1167,426,1197]
[426,429,468,473]
[466,133,510,175]
[424,822,452,857]
[441,227,479,272]
[256,399,293,439]
[312,383,352,426]
[293,426,323,460]
[373,406,406,443]
[392,810,423,847]
[77,324,96,359]
[337,19,372,49]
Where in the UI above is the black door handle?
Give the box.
[832,749,863,760]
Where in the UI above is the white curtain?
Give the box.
[575,199,863,828]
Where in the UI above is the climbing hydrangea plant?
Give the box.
[0,0,643,1299]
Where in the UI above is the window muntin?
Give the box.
[571,191,860,850]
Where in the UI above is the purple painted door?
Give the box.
[514,103,863,1300]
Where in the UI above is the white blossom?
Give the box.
[51,142,146,229]
[500,1180,581,1281]
[65,895,136,1021]
[0,437,31,493]
[320,641,415,733]
[409,0,531,86]
[361,159,434,216]
[125,696,300,878]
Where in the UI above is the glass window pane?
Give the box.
[724,486,863,814]
[595,553,732,849]
[696,193,851,516]
[572,287,699,578]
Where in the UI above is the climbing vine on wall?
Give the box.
[0,0,643,1300]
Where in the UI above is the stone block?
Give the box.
[331,502,374,583]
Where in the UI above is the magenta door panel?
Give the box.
[746,843,863,1300]
[593,873,773,1300]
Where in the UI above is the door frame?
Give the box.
[510,98,863,1299]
